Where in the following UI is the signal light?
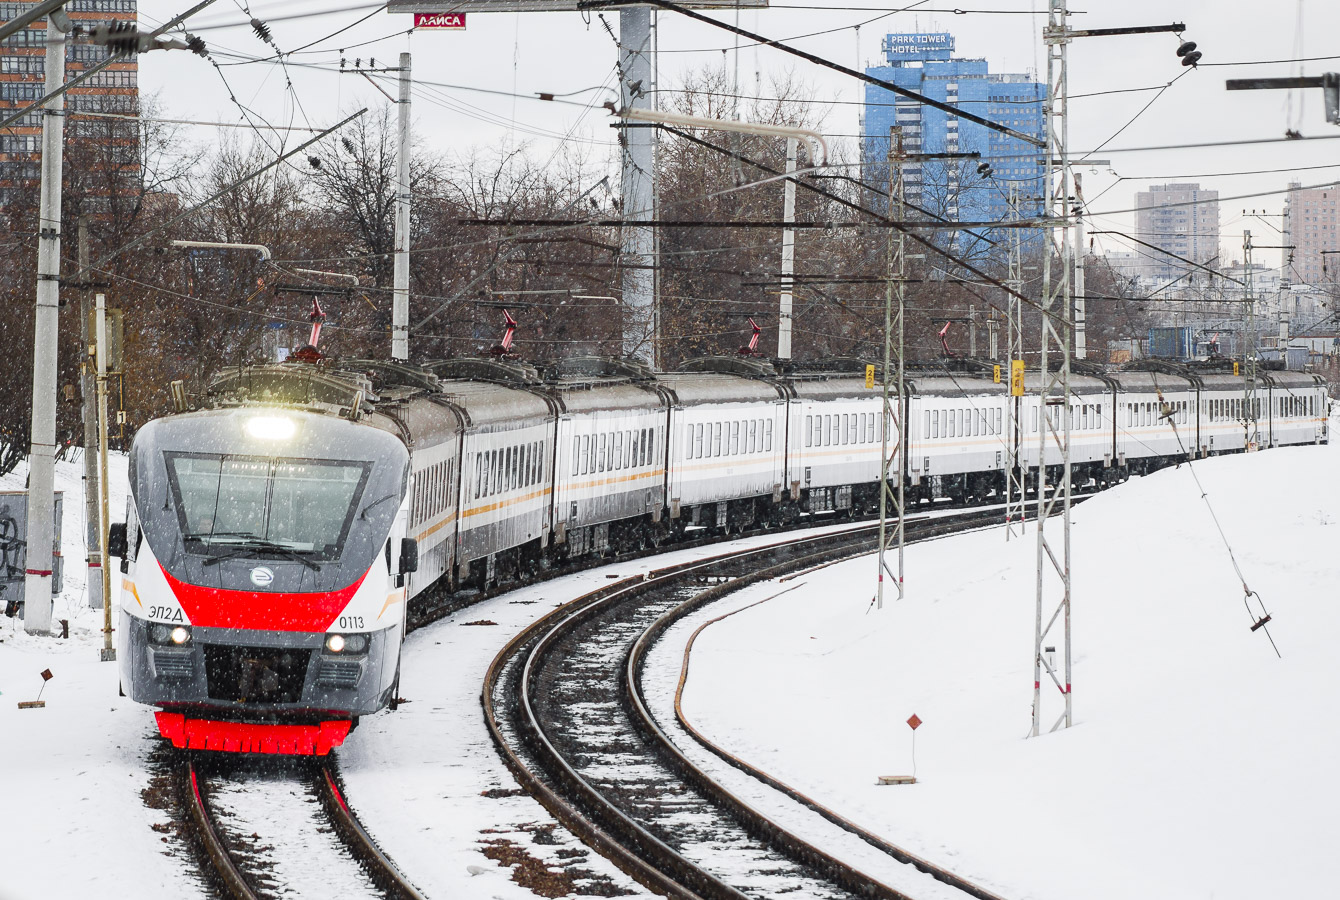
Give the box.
[976,162,994,179]
[1177,40,1202,68]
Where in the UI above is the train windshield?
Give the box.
[165,452,371,561]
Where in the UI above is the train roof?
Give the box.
[656,372,786,405]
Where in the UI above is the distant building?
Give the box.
[1133,183,1220,283]
[1282,181,1340,291]
[861,32,1044,251]
[0,0,139,193]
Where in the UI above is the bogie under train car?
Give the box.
[114,355,1328,754]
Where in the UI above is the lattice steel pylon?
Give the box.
[1242,230,1261,449]
[1004,183,1026,541]
[876,126,907,609]
[1032,0,1075,736]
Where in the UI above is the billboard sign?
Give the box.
[392,0,764,13]
[883,32,954,62]
[414,11,466,27]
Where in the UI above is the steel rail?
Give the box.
[178,755,423,900]
[181,758,260,900]
[635,521,1014,900]
[483,511,1007,900]
[316,764,429,900]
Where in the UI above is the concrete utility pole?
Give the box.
[392,51,412,361]
[78,218,102,609]
[777,136,798,360]
[23,17,70,635]
[619,7,656,365]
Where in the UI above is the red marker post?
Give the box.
[877,713,922,785]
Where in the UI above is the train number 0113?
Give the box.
[338,616,365,630]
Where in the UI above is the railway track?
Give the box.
[177,755,424,900]
[484,508,1017,900]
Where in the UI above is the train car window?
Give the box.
[614,431,623,470]
[595,434,604,472]
[473,455,482,500]
[848,414,857,445]
[810,415,820,447]
[710,422,720,457]
[804,415,813,448]
[866,414,875,443]
[520,446,530,488]
[764,418,773,451]
[726,421,736,455]
[572,437,581,477]
[838,414,846,446]
[947,410,956,439]
[692,423,702,459]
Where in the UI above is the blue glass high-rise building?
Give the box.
[862,32,1044,254]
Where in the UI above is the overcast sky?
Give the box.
[136,0,1340,268]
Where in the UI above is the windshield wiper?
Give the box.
[358,493,398,520]
[183,531,259,543]
[199,537,321,571]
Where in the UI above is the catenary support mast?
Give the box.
[620,8,656,365]
[1005,183,1026,541]
[23,17,71,635]
[777,136,798,359]
[876,126,907,609]
[1033,0,1075,735]
[1242,230,1259,448]
[392,51,412,360]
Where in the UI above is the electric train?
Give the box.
[113,354,1328,754]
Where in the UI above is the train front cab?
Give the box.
[116,407,412,755]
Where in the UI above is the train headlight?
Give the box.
[149,623,191,645]
[325,633,368,654]
[244,415,297,441]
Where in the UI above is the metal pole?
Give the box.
[391,51,412,361]
[619,6,656,364]
[876,127,907,609]
[1073,172,1087,360]
[1033,0,1075,736]
[1005,183,1025,541]
[22,17,69,635]
[968,305,978,357]
[95,294,115,661]
[78,217,102,610]
[1243,230,1259,448]
[777,136,798,359]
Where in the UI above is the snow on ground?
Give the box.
[668,435,1340,900]
[335,519,879,900]
[0,455,200,900]
[0,445,873,899]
